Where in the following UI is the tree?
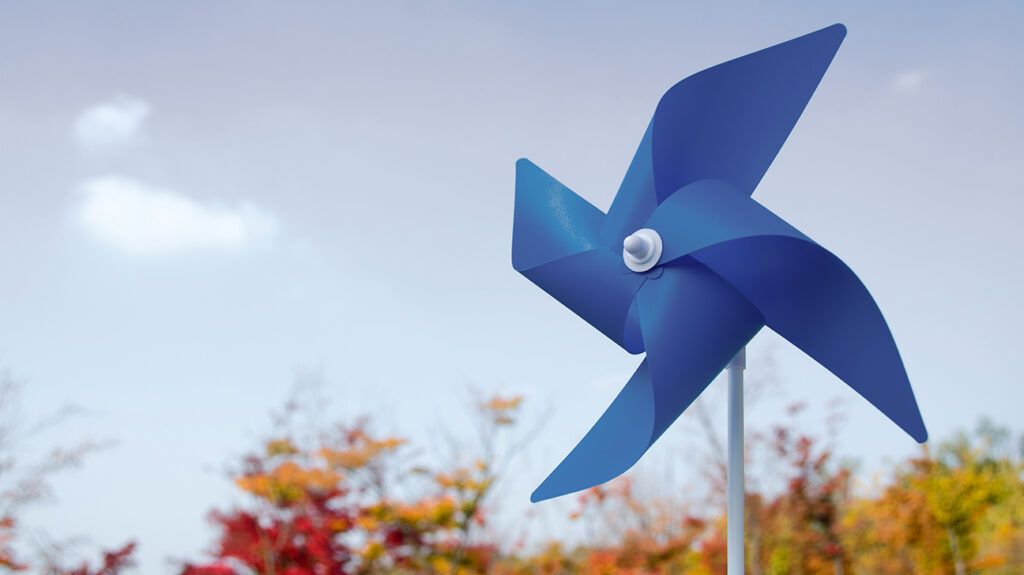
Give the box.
[180,379,1024,575]
[181,390,532,575]
[842,421,1024,575]
[0,367,135,574]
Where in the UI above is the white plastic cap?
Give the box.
[622,228,663,273]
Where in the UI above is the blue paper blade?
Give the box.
[636,263,764,442]
[651,24,846,202]
[512,158,606,271]
[531,360,656,502]
[520,250,645,351]
[513,157,646,351]
[645,181,927,442]
[696,237,928,442]
[531,263,763,502]
[645,178,806,265]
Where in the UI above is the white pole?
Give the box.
[727,347,746,575]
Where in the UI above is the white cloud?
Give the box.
[892,69,928,94]
[74,95,151,150]
[78,175,276,255]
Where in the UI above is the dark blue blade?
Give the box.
[651,24,846,202]
[601,24,844,247]
[645,178,806,265]
[513,158,646,351]
[645,181,927,442]
[531,360,656,502]
[531,263,763,502]
[520,250,645,351]
[636,263,764,442]
[697,237,928,442]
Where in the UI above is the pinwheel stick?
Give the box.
[727,347,746,575]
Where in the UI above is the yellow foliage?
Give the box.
[361,541,385,563]
[435,467,491,493]
[365,496,459,529]
[482,395,522,412]
[355,515,379,531]
[264,438,300,457]
[235,461,342,506]
[429,555,453,575]
[318,434,406,470]
[481,394,523,426]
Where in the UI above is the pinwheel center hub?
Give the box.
[622,228,663,273]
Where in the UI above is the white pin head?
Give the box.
[622,228,663,272]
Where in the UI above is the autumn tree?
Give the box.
[179,377,1024,575]
[181,389,533,575]
[0,367,135,574]
[843,421,1024,575]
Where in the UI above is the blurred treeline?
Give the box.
[175,393,1024,575]
[2,374,1023,575]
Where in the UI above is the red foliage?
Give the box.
[181,500,354,575]
[57,543,137,575]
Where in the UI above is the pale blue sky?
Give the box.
[0,2,1021,573]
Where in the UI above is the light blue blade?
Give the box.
[512,158,606,271]
[645,180,927,442]
[531,263,763,502]
[513,158,646,351]
[650,24,846,201]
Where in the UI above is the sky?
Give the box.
[0,1,1022,573]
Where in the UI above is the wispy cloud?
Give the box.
[77,175,276,255]
[74,95,151,150]
[892,69,929,94]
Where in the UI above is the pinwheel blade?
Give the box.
[651,24,846,201]
[697,236,928,442]
[513,158,606,271]
[645,181,927,442]
[520,250,645,350]
[531,263,763,502]
[531,360,656,502]
[513,158,646,350]
[641,182,927,442]
[636,263,763,441]
[645,178,804,266]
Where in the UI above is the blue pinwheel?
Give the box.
[512,24,926,505]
